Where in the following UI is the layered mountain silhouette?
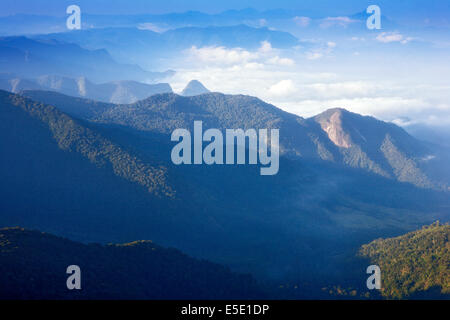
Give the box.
[0,227,262,299]
[0,37,173,82]
[0,74,172,103]
[181,80,210,96]
[33,25,299,69]
[35,25,298,50]
[23,90,450,190]
[0,6,449,301]
[1,89,449,291]
[0,8,405,37]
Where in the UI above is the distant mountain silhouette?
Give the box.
[161,24,298,48]
[0,74,172,103]
[181,80,210,96]
[33,25,299,69]
[0,227,263,299]
[0,9,390,36]
[0,37,173,82]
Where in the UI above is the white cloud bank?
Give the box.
[187,46,257,65]
[165,41,450,128]
[186,41,295,67]
[268,80,297,96]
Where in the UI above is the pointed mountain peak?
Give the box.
[181,80,210,96]
[315,108,352,119]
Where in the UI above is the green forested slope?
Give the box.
[22,90,450,189]
[359,222,449,299]
[0,227,263,299]
[2,90,174,197]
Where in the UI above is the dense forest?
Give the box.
[1,224,448,300]
[359,222,449,299]
[0,227,263,299]
[2,89,449,291]
[23,90,450,190]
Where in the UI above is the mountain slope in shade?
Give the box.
[2,89,449,285]
[0,227,263,299]
[309,108,448,189]
[0,88,213,250]
[0,75,173,103]
[359,222,450,299]
[181,80,210,96]
[23,90,321,160]
[0,90,174,198]
[22,90,450,190]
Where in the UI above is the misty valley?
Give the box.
[0,0,449,302]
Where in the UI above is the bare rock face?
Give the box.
[315,109,352,148]
[310,107,448,189]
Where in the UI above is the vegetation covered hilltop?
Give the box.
[0,227,263,299]
[359,222,449,299]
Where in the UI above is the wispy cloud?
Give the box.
[306,52,323,60]
[376,32,415,44]
[167,37,450,130]
[293,16,311,27]
[267,56,295,66]
[320,16,358,28]
[187,46,257,65]
[305,41,336,60]
[137,23,167,33]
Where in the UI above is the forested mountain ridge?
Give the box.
[0,227,263,299]
[22,90,450,190]
[310,108,446,189]
[1,89,449,289]
[0,90,174,197]
[359,222,449,299]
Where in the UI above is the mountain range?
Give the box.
[22,89,450,190]
[0,4,440,36]
[0,3,449,301]
[0,37,174,82]
[0,74,173,104]
[1,88,449,290]
[32,25,300,69]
